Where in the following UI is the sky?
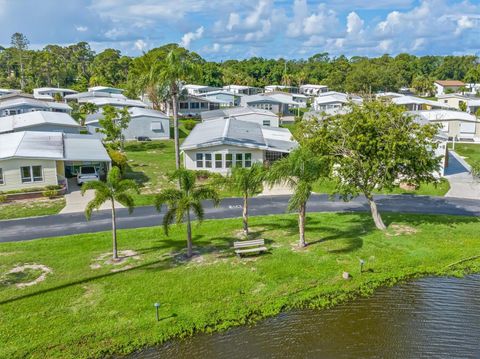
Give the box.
[0,0,479,60]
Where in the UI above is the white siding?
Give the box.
[0,158,58,191]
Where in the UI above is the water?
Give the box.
[134,275,480,358]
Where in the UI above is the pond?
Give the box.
[132,275,480,358]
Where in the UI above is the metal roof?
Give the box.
[79,96,147,108]
[63,133,110,162]
[201,106,277,121]
[408,110,478,122]
[129,107,169,119]
[0,132,64,160]
[392,95,451,108]
[0,111,81,133]
[181,118,297,153]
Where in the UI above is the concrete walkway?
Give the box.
[444,151,480,199]
[259,181,293,196]
[60,179,124,214]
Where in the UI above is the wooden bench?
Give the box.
[233,239,267,257]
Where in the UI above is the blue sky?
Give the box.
[0,0,479,59]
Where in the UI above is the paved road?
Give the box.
[1,194,480,243]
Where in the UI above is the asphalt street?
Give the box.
[1,194,480,243]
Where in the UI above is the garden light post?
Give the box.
[154,302,160,321]
[360,259,365,274]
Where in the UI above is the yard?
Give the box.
[1,212,480,358]
[0,197,66,220]
[450,143,480,167]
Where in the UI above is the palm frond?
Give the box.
[154,188,183,212]
[193,186,220,206]
[288,181,312,212]
[162,207,177,236]
[81,180,110,195]
[84,192,109,220]
[115,179,140,194]
[115,193,135,214]
[191,201,205,223]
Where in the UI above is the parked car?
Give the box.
[77,166,99,185]
[137,136,152,141]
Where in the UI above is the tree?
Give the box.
[155,169,220,257]
[411,75,435,96]
[226,163,264,236]
[82,167,139,259]
[305,101,442,230]
[459,101,467,112]
[157,47,201,169]
[97,105,131,149]
[10,33,29,90]
[266,147,329,247]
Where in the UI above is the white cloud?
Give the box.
[180,26,204,48]
[346,12,363,34]
[75,25,88,32]
[134,39,147,51]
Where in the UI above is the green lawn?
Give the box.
[0,197,65,220]
[450,143,480,167]
[312,178,450,197]
[1,212,480,358]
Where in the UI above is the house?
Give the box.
[87,86,124,95]
[77,96,147,109]
[434,80,465,96]
[437,94,470,110]
[409,110,480,141]
[33,87,77,101]
[376,92,405,100]
[86,107,170,140]
[178,95,222,117]
[0,112,82,134]
[240,94,299,115]
[466,83,480,95]
[312,92,363,111]
[467,98,480,115]
[391,95,451,111]
[299,84,328,96]
[0,131,110,191]
[201,107,279,127]
[264,85,299,94]
[180,118,297,174]
[197,90,240,107]
[183,84,222,96]
[222,85,263,96]
[0,93,71,117]
[0,89,21,97]
[267,91,308,107]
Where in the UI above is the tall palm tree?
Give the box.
[158,48,201,169]
[82,166,139,259]
[266,148,328,247]
[155,169,220,258]
[226,163,264,236]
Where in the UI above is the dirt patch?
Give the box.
[1,264,52,288]
[386,224,418,237]
[90,250,141,272]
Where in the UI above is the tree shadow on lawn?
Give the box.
[125,141,167,152]
[381,212,480,228]
[124,164,150,187]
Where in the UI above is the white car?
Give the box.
[76,166,99,185]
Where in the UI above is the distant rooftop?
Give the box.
[0,111,81,133]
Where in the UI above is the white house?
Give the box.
[197,90,240,107]
[0,131,110,192]
[181,118,297,174]
[0,112,82,134]
[87,86,124,95]
[78,96,147,109]
[178,95,222,117]
[183,84,222,96]
[86,107,170,141]
[222,85,263,96]
[33,87,78,100]
[409,110,480,141]
[0,89,21,97]
[240,94,299,115]
[201,107,279,127]
[264,85,299,94]
[313,92,363,111]
[0,93,72,117]
[436,94,470,110]
[434,80,465,96]
[391,95,451,111]
[299,84,328,96]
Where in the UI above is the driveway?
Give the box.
[444,151,480,200]
[59,178,125,214]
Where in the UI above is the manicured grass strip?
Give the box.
[1,212,480,358]
[450,143,480,167]
[0,198,65,220]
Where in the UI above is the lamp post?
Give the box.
[360,259,365,274]
[154,302,160,321]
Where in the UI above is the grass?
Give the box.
[0,197,65,220]
[312,178,450,197]
[1,212,480,358]
[449,143,480,167]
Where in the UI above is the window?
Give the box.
[225,154,233,168]
[179,102,188,109]
[235,153,243,168]
[200,102,208,109]
[0,168,3,185]
[245,153,252,167]
[196,153,203,168]
[215,153,223,168]
[190,102,200,109]
[20,165,43,183]
[151,122,164,132]
[263,120,271,127]
[205,153,212,168]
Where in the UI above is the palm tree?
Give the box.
[155,169,220,258]
[82,166,139,259]
[266,147,328,247]
[158,48,201,169]
[226,163,264,236]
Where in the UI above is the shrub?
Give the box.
[108,149,128,173]
[42,189,58,199]
[0,194,7,203]
[183,119,197,131]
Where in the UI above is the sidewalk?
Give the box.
[444,151,480,199]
